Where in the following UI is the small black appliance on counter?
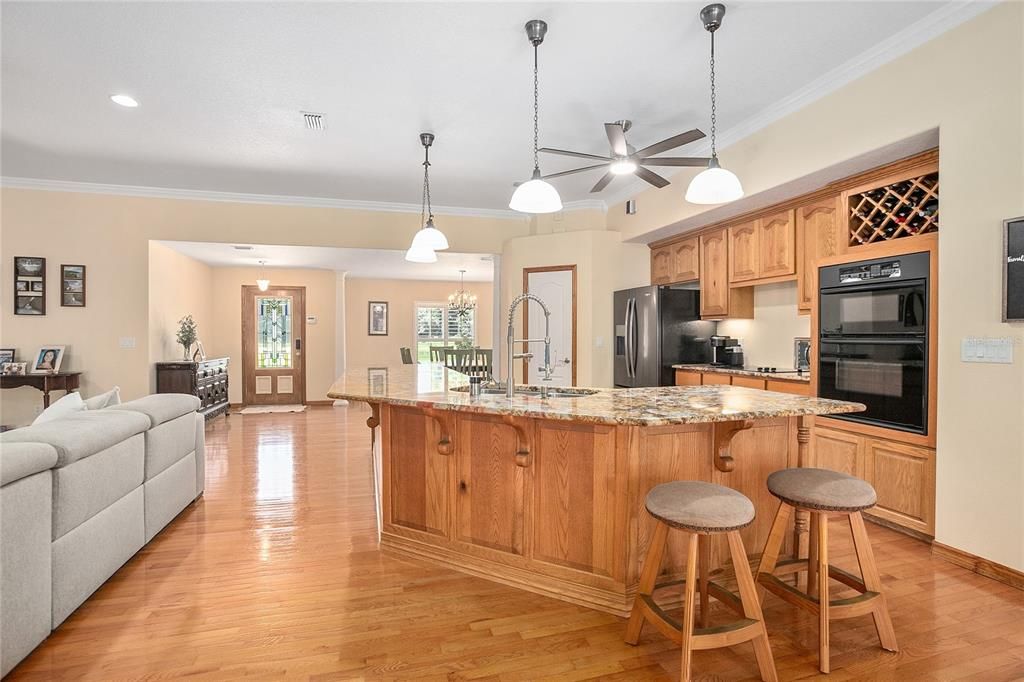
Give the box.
[710,335,744,367]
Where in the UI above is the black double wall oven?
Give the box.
[817,251,929,435]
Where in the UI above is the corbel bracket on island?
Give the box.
[712,420,754,472]
[502,415,532,467]
[422,407,455,456]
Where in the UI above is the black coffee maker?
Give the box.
[710,335,744,367]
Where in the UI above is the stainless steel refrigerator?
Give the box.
[614,286,717,388]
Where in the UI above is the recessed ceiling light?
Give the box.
[110,94,139,108]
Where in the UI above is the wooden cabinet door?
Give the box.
[866,438,935,535]
[532,422,620,578]
[765,379,811,396]
[811,426,864,478]
[651,245,672,285]
[728,221,759,283]
[675,370,702,386]
[796,197,842,312]
[731,376,766,390]
[699,229,730,317]
[757,209,796,278]
[671,237,700,283]
[454,415,528,555]
[701,372,731,386]
[387,406,452,536]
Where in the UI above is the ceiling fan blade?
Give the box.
[634,129,706,159]
[541,163,608,180]
[590,172,615,193]
[641,157,712,167]
[635,166,671,189]
[539,147,610,161]
[604,122,628,157]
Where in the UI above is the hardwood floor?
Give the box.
[9,405,1024,680]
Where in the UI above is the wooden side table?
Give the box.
[0,372,82,408]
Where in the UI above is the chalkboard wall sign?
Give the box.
[1005,217,1024,321]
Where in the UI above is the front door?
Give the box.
[523,266,576,386]
[242,285,306,405]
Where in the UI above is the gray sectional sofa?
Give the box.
[0,393,205,677]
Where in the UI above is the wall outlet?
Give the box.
[306,315,318,325]
[119,336,136,349]
[961,337,1013,364]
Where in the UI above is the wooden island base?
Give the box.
[370,403,808,616]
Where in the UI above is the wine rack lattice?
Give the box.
[848,172,938,246]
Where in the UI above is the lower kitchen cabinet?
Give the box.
[701,373,731,386]
[674,370,702,386]
[731,376,767,390]
[765,378,812,396]
[811,424,935,536]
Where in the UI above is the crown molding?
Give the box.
[0,176,535,221]
[601,0,995,210]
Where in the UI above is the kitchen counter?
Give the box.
[674,363,812,382]
[328,363,855,426]
[331,363,863,615]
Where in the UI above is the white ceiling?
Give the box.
[3,2,964,211]
[158,241,495,282]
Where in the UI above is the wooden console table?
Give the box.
[1,372,82,408]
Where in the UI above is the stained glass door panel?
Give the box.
[242,286,306,406]
[256,296,293,369]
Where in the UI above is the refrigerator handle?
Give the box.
[624,297,634,378]
[630,297,640,379]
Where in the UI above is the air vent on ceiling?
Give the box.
[232,245,254,251]
[302,111,326,131]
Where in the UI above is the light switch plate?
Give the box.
[306,315,318,325]
[119,336,136,349]
[961,337,1013,364]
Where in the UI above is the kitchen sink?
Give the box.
[453,385,599,398]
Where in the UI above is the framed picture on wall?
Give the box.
[368,301,389,336]
[14,256,45,315]
[1004,216,1024,321]
[61,264,86,307]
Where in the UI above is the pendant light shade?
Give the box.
[686,4,744,206]
[256,260,270,291]
[405,133,448,262]
[510,20,562,215]
[685,158,744,205]
[509,170,562,214]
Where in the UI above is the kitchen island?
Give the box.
[328,364,863,615]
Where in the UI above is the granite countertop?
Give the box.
[673,364,812,383]
[328,364,861,427]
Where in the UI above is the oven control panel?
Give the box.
[839,259,902,284]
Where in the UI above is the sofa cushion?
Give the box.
[84,386,121,410]
[1,411,149,467]
[144,413,198,480]
[112,394,200,428]
[0,442,58,486]
[31,391,84,425]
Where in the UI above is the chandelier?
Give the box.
[448,270,477,317]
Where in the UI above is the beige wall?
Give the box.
[500,230,649,387]
[717,283,810,369]
[609,5,1024,571]
[208,267,338,404]
[0,189,526,422]
[148,242,214,371]
[345,278,493,368]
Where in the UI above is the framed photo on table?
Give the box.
[368,301,388,336]
[0,349,14,366]
[13,256,45,315]
[31,346,65,374]
[61,264,86,307]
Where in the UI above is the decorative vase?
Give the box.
[182,344,192,360]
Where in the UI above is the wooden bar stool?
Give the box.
[625,481,777,682]
[756,468,898,674]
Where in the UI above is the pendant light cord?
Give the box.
[709,31,717,158]
[421,144,433,224]
[533,43,540,171]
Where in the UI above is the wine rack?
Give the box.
[847,171,938,245]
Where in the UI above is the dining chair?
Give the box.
[429,346,447,363]
[399,347,414,365]
[443,348,475,375]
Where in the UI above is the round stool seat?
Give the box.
[767,467,877,512]
[645,481,755,533]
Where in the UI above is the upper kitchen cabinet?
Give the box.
[651,244,673,285]
[727,211,796,285]
[700,229,753,319]
[670,237,700,282]
[796,196,844,313]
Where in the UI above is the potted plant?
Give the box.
[176,315,198,360]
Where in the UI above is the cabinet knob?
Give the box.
[459,481,467,492]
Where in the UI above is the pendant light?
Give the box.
[448,269,478,317]
[685,4,744,205]
[509,19,563,214]
[405,132,449,263]
[256,260,270,292]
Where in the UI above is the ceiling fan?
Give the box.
[538,120,710,193]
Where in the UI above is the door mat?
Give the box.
[238,405,307,415]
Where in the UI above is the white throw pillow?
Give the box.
[84,386,121,410]
[32,391,85,425]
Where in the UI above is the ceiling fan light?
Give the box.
[509,174,563,214]
[609,158,638,175]
[685,158,744,205]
